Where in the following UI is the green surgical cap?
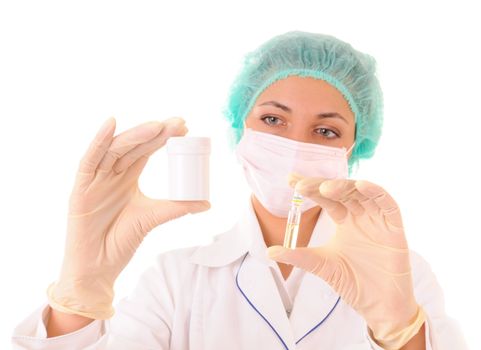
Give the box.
[222,31,384,171]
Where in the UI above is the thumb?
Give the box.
[139,198,211,233]
[170,200,211,215]
[266,245,337,282]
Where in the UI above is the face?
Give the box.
[244,76,356,153]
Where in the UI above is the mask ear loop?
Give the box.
[346,142,356,157]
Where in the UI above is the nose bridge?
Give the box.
[288,117,311,143]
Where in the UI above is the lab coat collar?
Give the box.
[235,253,340,345]
[188,198,253,267]
[189,197,342,346]
[234,198,341,342]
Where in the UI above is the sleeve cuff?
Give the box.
[366,321,434,350]
[12,303,105,350]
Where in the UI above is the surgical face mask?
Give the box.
[235,128,354,217]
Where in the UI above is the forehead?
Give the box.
[255,75,354,121]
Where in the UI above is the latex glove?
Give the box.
[267,174,426,350]
[47,117,210,319]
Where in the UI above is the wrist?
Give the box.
[368,305,426,350]
[46,307,96,337]
[47,279,115,320]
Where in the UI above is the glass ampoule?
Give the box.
[283,192,303,249]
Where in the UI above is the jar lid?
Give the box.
[166,136,211,154]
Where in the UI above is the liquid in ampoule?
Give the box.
[283,192,303,249]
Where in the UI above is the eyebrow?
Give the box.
[258,100,349,124]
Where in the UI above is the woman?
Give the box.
[12,31,466,349]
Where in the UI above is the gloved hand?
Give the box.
[47,117,210,320]
[267,174,426,350]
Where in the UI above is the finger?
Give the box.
[113,119,188,174]
[318,179,370,220]
[318,179,358,202]
[137,197,211,235]
[97,119,169,172]
[98,120,166,172]
[287,172,305,188]
[381,206,404,232]
[355,180,403,230]
[266,246,339,286]
[358,197,380,217]
[78,117,116,174]
[339,196,365,216]
[354,181,397,209]
[293,177,347,222]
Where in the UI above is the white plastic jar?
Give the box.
[166,136,211,201]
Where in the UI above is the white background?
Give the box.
[1,0,479,348]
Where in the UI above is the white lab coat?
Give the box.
[12,199,467,350]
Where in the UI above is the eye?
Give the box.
[314,127,339,139]
[261,115,284,126]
